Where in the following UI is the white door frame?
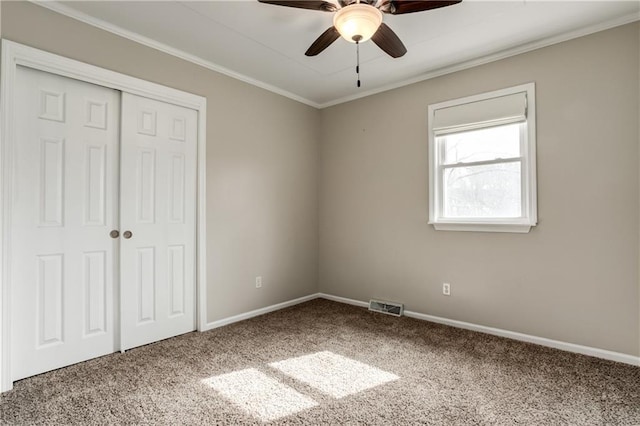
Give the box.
[0,40,208,392]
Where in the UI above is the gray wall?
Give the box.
[1,1,320,323]
[2,2,639,357]
[319,23,640,356]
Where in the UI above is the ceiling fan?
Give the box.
[257,0,462,58]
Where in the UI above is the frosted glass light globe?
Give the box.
[333,3,383,43]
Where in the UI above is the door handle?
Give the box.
[123,230,133,239]
[110,230,119,239]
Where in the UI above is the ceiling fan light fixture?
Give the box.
[333,3,383,43]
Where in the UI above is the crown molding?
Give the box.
[317,10,640,108]
[31,1,322,109]
[31,1,639,110]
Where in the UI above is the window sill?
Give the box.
[429,221,535,233]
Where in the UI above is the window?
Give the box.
[428,83,537,233]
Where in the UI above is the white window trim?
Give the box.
[427,83,537,233]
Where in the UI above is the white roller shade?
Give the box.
[433,91,527,134]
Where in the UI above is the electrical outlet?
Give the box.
[443,282,451,296]
[255,276,263,288]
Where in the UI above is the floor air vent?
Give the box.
[368,300,403,317]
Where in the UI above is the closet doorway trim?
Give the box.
[0,40,208,392]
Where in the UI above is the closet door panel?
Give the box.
[11,66,120,381]
[120,93,197,350]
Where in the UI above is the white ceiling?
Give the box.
[44,0,639,108]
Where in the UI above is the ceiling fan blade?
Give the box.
[381,0,461,14]
[305,26,340,56]
[371,23,407,58]
[257,0,338,12]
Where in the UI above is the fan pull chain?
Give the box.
[355,38,361,88]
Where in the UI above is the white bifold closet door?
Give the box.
[119,93,197,351]
[11,66,120,381]
[11,67,197,381]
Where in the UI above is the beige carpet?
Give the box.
[1,299,639,425]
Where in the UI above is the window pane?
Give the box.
[441,123,521,164]
[443,162,522,218]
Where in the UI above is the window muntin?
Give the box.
[428,83,536,233]
[439,123,524,219]
[441,123,521,165]
[442,156,522,218]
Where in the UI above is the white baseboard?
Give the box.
[402,310,640,366]
[317,293,640,367]
[318,293,369,308]
[202,293,320,331]
[200,291,639,367]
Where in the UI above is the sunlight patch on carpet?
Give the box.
[269,351,399,398]
[202,368,318,422]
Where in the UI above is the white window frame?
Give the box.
[427,83,537,233]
